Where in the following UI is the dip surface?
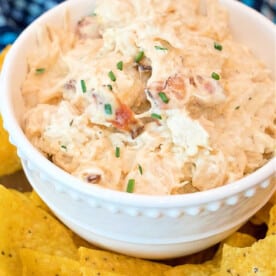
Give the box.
[22,0,275,195]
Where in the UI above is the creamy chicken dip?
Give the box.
[22,0,275,195]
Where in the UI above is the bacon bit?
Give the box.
[203,81,215,94]
[130,124,144,139]
[138,64,152,73]
[146,75,187,110]
[76,16,101,39]
[111,104,144,138]
[195,75,215,94]
[64,79,76,90]
[113,104,137,129]
[113,104,133,129]
[165,74,185,100]
[87,174,101,184]
[189,76,196,86]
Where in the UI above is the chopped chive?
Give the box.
[115,146,120,158]
[154,45,168,51]
[107,84,113,91]
[108,71,116,82]
[138,164,143,175]
[151,113,162,120]
[135,51,144,63]
[235,106,240,110]
[61,145,67,150]
[80,79,87,93]
[126,179,135,193]
[104,103,112,115]
[69,119,74,126]
[211,72,220,80]
[214,42,223,51]
[116,61,123,71]
[35,68,45,74]
[90,12,97,16]
[158,92,170,103]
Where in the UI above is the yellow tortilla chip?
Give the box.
[29,190,52,214]
[167,246,217,266]
[212,232,256,264]
[219,235,276,275]
[0,45,11,69]
[222,231,256,247]
[251,201,274,225]
[72,234,99,250]
[164,232,256,276]
[0,46,22,177]
[267,204,276,236]
[20,248,82,276]
[17,189,99,250]
[0,116,22,177]
[81,266,123,276]
[269,192,276,205]
[164,262,217,276]
[0,185,77,276]
[78,247,171,276]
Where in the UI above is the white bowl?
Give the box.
[1,0,275,259]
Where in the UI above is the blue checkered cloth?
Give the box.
[241,0,276,21]
[0,0,275,51]
[0,0,63,50]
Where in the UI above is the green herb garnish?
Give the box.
[107,84,113,91]
[151,113,162,120]
[108,71,116,82]
[211,72,220,80]
[104,103,112,115]
[80,79,87,93]
[35,68,45,74]
[158,92,170,104]
[115,146,120,158]
[135,51,144,63]
[138,164,143,175]
[154,45,168,51]
[116,61,123,71]
[61,145,67,150]
[126,179,135,193]
[214,42,223,51]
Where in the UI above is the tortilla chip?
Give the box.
[223,231,256,247]
[29,190,52,214]
[0,116,22,177]
[0,45,11,69]
[269,192,276,205]
[81,266,123,276]
[250,201,273,225]
[0,185,77,276]
[212,232,256,263]
[79,247,171,276]
[219,235,276,275]
[267,204,276,236]
[72,234,99,250]
[164,262,217,276]
[164,232,256,276]
[20,248,82,276]
[0,46,22,177]
[17,188,99,250]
